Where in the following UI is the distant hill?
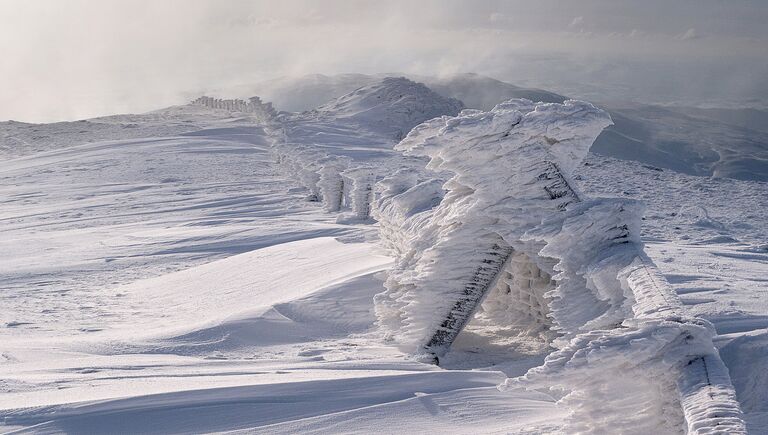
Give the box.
[249,73,563,113]
[298,77,464,141]
[591,103,768,181]
[250,73,383,113]
[413,73,566,109]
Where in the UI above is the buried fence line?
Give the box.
[269,141,379,220]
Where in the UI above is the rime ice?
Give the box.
[373,99,745,433]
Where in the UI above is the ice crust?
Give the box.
[373,98,746,433]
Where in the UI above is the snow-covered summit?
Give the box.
[417,73,567,110]
[307,77,465,140]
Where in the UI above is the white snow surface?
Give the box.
[1,77,767,434]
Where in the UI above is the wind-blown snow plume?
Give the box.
[374,98,745,433]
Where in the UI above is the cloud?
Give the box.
[489,12,506,23]
[569,16,585,29]
[0,0,766,122]
[678,28,700,40]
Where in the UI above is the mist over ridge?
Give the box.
[1,0,767,122]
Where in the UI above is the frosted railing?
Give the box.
[373,99,745,434]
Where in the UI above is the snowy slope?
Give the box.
[0,116,559,433]
[414,73,567,109]
[0,119,357,339]
[271,76,467,192]
[0,98,565,434]
[307,77,464,141]
[591,103,768,181]
[0,105,264,160]
[248,73,383,113]
[1,79,767,433]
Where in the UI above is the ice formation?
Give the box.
[271,140,382,218]
[342,166,378,220]
[373,99,746,433]
[271,143,352,211]
[318,157,349,212]
[375,99,610,353]
[272,144,324,201]
[192,96,277,121]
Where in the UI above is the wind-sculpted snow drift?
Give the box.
[373,99,746,433]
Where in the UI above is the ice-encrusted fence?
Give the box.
[372,100,746,434]
[254,92,744,432]
[343,166,378,220]
[192,96,277,121]
[269,139,380,222]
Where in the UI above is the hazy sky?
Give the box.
[1,0,767,122]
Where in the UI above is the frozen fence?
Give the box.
[373,99,746,434]
[318,158,348,212]
[192,96,277,121]
[269,141,384,219]
[342,166,378,220]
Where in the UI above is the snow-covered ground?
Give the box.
[1,78,767,433]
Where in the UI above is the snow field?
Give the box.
[2,75,766,433]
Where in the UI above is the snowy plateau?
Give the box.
[1,74,767,435]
